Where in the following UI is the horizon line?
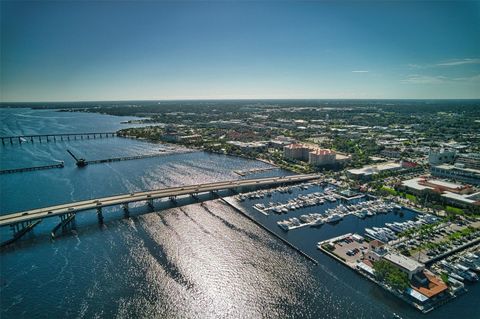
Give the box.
[2,97,480,104]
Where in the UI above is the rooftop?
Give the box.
[383,252,424,272]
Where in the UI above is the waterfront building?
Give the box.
[431,164,480,186]
[382,252,424,279]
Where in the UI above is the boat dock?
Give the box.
[0,162,64,175]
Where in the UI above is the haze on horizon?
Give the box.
[1,1,479,102]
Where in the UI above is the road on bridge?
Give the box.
[0,174,321,227]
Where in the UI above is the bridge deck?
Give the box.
[0,174,321,227]
[0,132,117,139]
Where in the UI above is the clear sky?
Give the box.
[1,1,479,102]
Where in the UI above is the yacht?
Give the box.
[325,214,342,223]
[310,218,324,227]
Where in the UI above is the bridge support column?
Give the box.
[10,137,13,144]
[18,137,22,144]
[97,207,104,224]
[1,138,4,145]
[147,199,154,210]
[30,137,34,143]
[122,203,130,218]
[51,213,75,239]
[53,136,56,142]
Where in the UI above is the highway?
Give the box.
[0,174,321,227]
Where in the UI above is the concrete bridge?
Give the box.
[0,174,321,244]
[0,132,117,145]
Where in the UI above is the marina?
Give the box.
[316,215,480,314]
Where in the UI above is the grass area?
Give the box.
[380,186,398,196]
[445,205,465,215]
[448,226,476,241]
[405,193,417,202]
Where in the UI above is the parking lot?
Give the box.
[399,220,480,263]
[331,236,368,266]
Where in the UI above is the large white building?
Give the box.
[431,164,480,186]
[383,252,424,279]
[456,153,480,170]
[347,162,404,180]
[428,149,456,165]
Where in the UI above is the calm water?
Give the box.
[0,108,479,318]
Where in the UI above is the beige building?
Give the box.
[308,149,336,166]
[284,143,348,167]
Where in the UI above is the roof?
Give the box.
[357,261,375,276]
[348,162,402,176]
[383,253,424,272]
[412,271,448,298]
[402,178,432,191]
[406,288,429,302]
[434,164,480,174]
[309,149,335,155]
[441,191,480,205]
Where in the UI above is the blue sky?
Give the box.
[1,1,479,101]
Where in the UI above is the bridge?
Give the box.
[0,132,117,145]
[0,174,321,244]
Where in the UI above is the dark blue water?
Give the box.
[1,108,478,318]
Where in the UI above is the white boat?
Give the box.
[310,218,324,227]
[325,214,342,223]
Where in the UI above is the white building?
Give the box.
[456,153,480,170]
[383,252,424,279]
[347,162,403,180]
[431,164,480,186]
[428,149,456,165]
